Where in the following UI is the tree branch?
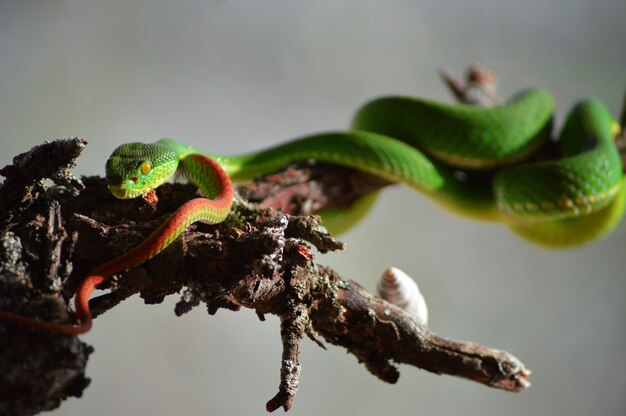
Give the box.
[0,137,530,415]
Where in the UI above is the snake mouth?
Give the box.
[107,176,154,199]
[108,185,147,199]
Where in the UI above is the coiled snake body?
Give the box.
[1,89,623,334]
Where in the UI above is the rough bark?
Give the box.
[0,137,530,415]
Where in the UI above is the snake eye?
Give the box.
[140,161,152,175]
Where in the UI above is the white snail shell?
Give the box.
[377,267,429,326]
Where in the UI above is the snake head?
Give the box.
[105,142,180,199]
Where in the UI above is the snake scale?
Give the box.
[0,88,623,334]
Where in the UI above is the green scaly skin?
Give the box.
[502,100,625,245]
[1,89,623,335]
[143,90,623,247]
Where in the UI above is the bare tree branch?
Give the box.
[0,137,530,415]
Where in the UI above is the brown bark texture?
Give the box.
[0,135,530,415]
[5,65,626,415]
[0,67,557,414]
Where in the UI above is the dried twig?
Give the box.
[440,64,502,107]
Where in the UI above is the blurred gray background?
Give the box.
[1,1,626,415]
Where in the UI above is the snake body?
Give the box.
[1,89,623,334]
[157,89,623,235]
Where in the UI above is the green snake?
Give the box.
[0,89,624,334]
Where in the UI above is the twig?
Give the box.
[265,304,307,412]
[440,64,502,107]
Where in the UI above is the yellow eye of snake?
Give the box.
[140,162,152,175]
